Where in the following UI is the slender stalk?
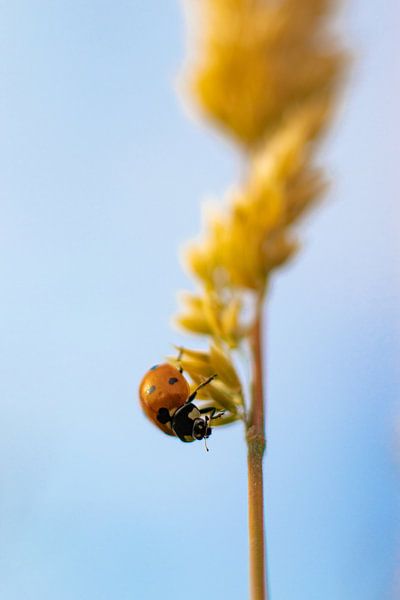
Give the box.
[246,295,268,600]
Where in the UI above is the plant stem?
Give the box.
[247,295,268,600]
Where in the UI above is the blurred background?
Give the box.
[0,1,398,599]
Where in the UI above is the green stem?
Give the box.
[246,296,268,600]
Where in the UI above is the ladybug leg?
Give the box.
[187,374,217,403]
[199,406,225,420]
[176,348,183,374]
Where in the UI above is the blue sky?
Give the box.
[0,1,398,599]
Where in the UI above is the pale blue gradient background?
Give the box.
[0,2,398,599]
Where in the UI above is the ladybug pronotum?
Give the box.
[139,363,224,446]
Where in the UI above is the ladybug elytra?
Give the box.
[139,363,224,447]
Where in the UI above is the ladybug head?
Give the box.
[192,418,209,441]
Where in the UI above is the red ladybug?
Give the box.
[139,363,223,445]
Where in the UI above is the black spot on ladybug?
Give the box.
[147,385,156,395]
[157,408,170,424]
[168,377,178,385]
[150,365,159,371]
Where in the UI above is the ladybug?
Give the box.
[139,363,224,447]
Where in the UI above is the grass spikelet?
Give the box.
[209,342,242,391]
[170,0,347,597]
